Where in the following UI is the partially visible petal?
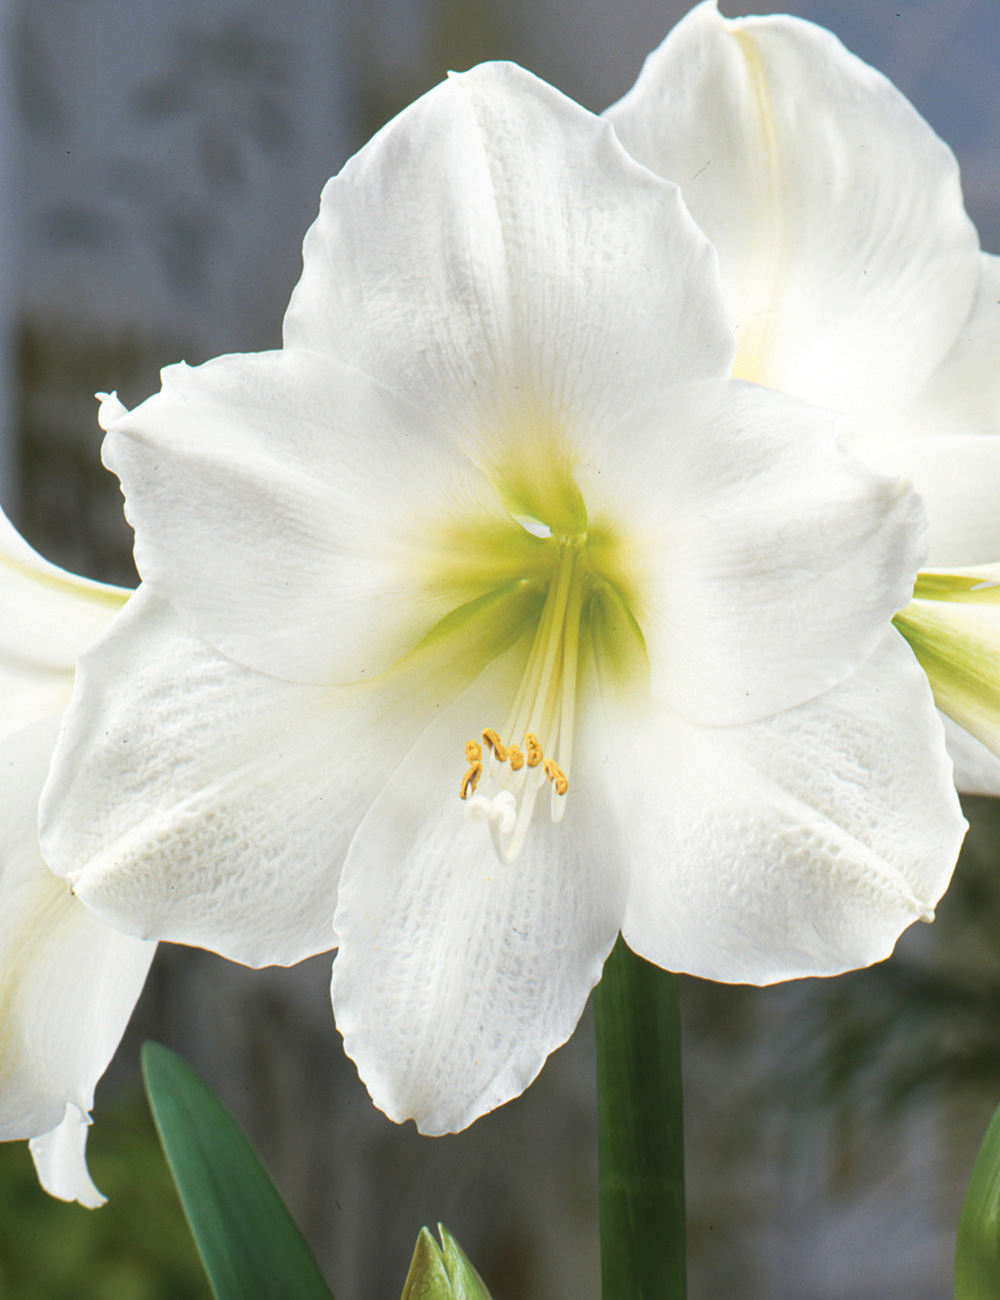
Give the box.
[29,1105,104,1208]
[606,1,979,414]
[611,631,964,983]
[0,717,154,1174]
[0,506,127,739]
[847,434,1000,568]
[40,581,541,966]
[941,714,1000,798]
[102,352,542,686]
[851,253,1000,446]
[894,568,1000,759]
[579,380,925,725]
[332,646,626,1134]
[284,61,733,436]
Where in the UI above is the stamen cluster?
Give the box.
[455,541,585,862]
[459,727,568,800]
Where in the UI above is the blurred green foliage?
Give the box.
[0,1091,209,1300]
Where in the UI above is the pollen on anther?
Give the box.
[460,761,483,800]
[508,746,524,772]
[481,728,507,762]
[525,733,543,768]
[465,739,482,764]
[543,758,569,796]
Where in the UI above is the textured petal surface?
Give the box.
[332,647,625,1134]
[612,631,964,983]
[606,1,979,414]
[40,586,372,965]
[29,1105,104,1208]
[579,380,926,724]
[0,505,127,740]
[284,61,733,439]
[40,582,539,966]
[0,717,154,1167]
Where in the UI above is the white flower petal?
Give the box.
[848,433,1000,568]
[40,587,365,965]
[30,1105,105,1209]
[606,1,979,414]
[40,581,539,966]
[579,380,926,724]
[102,351,546,686]
[332,647,625,1134]
[0,717,154,1166]
[856,253,1000,447]
[0,505,127,740]
[940,714,1000,797]
[284,61,733,434]
[612,630,964,983]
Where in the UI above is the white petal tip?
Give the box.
[29,1105,107,1208]
[96,391,129,429]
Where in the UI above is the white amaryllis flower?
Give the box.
[605,0,1000,791]
[40,64,964,1133]
[0,509,154,1205]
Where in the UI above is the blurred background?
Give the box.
[2,1,999,1297]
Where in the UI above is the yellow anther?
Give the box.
[460,739,483,800]
[543,758,569,796]
[481,728,508,762]
[525,733,543,768]
[508,746,525,772]
[460,761,483,800]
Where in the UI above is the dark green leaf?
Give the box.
[142,1041,334,1300]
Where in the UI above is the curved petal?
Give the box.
[579,379,926,725]
[40,587,366,965]
[0,715,154,1204]
[606,1,979,414]
[40,581,541,966]
[941,714,1000,797]
[848,433,1000,568]
[29,1105,104,1208]
[0,504,127,740]
[611,630,964,983]
[332,646,626,1134]
[853,253,1000,447]
[102,354,546,686]
[284,60,733,436]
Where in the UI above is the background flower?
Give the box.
[605,0,1000,790]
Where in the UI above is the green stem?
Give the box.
[593,936,686,1300]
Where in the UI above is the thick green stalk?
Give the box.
[593,936,686,1300]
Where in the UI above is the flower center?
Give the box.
[459,541,586,862]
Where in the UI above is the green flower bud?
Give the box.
[400,1224,493,1300]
